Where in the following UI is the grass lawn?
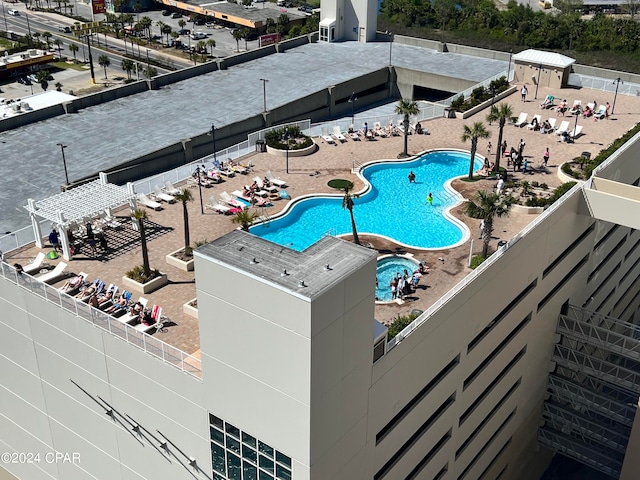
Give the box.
[52,61,88,71]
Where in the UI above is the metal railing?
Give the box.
[569,73,640,97]
[0,261,202,379]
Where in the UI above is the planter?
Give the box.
[166,248,194,271]
[122,272,168,294]
[512,204,544,214]
[454,86,518,119]
[266,140,317,157]
[183,298,198,319]
[556,162,585,184]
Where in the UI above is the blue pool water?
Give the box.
[250,150,478,251]
[376,257,420,302]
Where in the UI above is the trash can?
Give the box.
[581,151,591,160]
[443,107,456,118]
[255,140,266,153]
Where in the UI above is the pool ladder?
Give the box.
[322,228,337,238]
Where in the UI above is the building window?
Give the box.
[209,413,292,480]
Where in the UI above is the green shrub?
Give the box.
[547,182,577,205]
[531,181,539,188]
[125,265,162,283]
[387,312,419,339]
[470,255,487,269]
[264,126,312,150]
[540,183,549,190]
[450,95,465,111]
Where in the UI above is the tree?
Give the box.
[36,70,49,91]
[98,54,110,79]
[461,122,491,180]
[122,58,134,80]
[143,66,157,79]
[277,14,290,35]
[207,38,216,56]
[232,209,259,232]
[240,28,251,50]
[554,0,584,15]
[42,31,52,49]
[174,188,193,254]
[132,208,152,278]
[265,17,276,34]
[464,190,514,257]
[68,43,79,62]
[486,102,514,172]
[178,19,186,31]
[161,23,172,43]
[394,98,419,157]
[342,183,360,245]
[33,32,41,48]
[55,81,63,91]
[231,29,243,52]
[138,16,153,42]
[53,39,63,59]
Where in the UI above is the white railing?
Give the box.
[0,261,202,379]
[387,181,586,351]
[569,73,640,97]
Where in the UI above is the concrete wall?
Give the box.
[514,63,564,90]
[573,64,640,84]
[0,104,65,132]
[393,34,444,53]
[444,42,511,62]
[395,66,477,99]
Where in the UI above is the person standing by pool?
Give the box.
[408,171,416,183]
[426,192,433,205]
[543,147,550,167]
[390,276,398,300]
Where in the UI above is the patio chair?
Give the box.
[527,114,542,130]
[220,191,247,209]
[37,262,68,284]
[540,95,554,109]
[164,180,181,195]
[254,176,278,193]
[137,193,162,211]
[119,296,148,324]
[569,125,583,140]
[569,100,582,115]
[231,190,269,207]
[547,118,557,131]
[265,170,287,188]
[593,105,607,120]
[321,127,336,144]
[205,196,232,215]
[332,126,347,143]
[22,251,46,275]
[346,125,360,140]
[153,185,176,203]
[554,121,571,136]
[59,271,88,295]
[374,122,388,137]
[513,112,528,127]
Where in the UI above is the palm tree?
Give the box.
[486,103,514,172]
[139,16,153,42]
[36,70,49,91]
[395,98,419,157]
[33,32,41,48]
[465,190,515,257]
[232,209,258,232]
[461,122,491,180]
[231,29,243,52]
[42,31,52,49]
[240,28,251,50]
[132,208,151,278]
[178,19,186,32]
[207,38,216,56]
[174,188,193,254]
[342,183,360,245]
[53,39,63,59]
[68,43,79,62]
[98,54,110,79]
[196,40,206,55]
[277,14,289,35]
[161,24,172,44]
[121,58,134,80]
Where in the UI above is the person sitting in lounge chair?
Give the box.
[540,119,552,134]
[105,292,129,314]
[530,117,540,131]
[582,105,593,118]
[60,273,86,294]
[556,99,568,115]
[540,95,554,109]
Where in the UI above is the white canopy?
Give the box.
[512,49,575,69]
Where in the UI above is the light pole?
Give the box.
[56,143,69,185]
[259,78,268,112]
[534,63,542,100]
[388,32,393,66]
[146,48,150,74]
[572,110,579,142]
[194,165,204,214]
[348,92,358,126]
[209,123,217,162]
[2,1,8,33]
[506,49,512,83]
[612,77,623,115]
[283,131,290,174]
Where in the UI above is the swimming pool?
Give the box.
[376,256,420,302]
[250,150,478,251]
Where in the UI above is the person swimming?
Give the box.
[426,192,433,205]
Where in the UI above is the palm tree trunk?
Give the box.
[182,202,190,250]
[403,114,409,156]
[482,217,493,257]
[468,139,478,179]
[494,120,505,172]
[349,208,360,245]
[138,219,151,278]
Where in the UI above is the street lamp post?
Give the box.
[348,92,358,126]
[534,63,542,100]
[259,78,268,113]
[2,1,8,33]
[388,32,393,66]
[283,132,290,174]
[56,143,69,186]
[612,77,623,115]
[194,165,204,214]
[506,49,512,83]
[572,110,579,142]
[210,123,217,162]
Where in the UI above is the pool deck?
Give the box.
[6,85,640,355]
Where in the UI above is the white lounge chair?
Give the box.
[164,181,181,195]
[220,191,246,209]
[37,262,67,284]
[374,122,388,137]
[137,193,162,211]
[346,125,360,140]
[593,105,607,119]
[321,127,336,144]
[265,170,287,187]
[569,100,582,115]
[22,252,46,275]
[514,112,528,127]
[569,125,583,139]
[527,114,542,130]
[554,121,570,136]
[254,176,277,193]
[547,118,556,131]
[332,126,347,143]
[119,296,148,324]
[205,196,231,214]
[231,190,269,207]
[154,185,176,203]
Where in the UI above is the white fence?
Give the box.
[0,261,202,379]
[569,74,640,97]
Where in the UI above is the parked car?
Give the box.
[161,10,171,16]
[57,26,71,33]
[171,12,182,18]
[8,9,19,16]
[176,29,191,36]
[190,31,208,40]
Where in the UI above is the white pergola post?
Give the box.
[127,182,138,230]
[28,199,43,248]
[56,210,72,261]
